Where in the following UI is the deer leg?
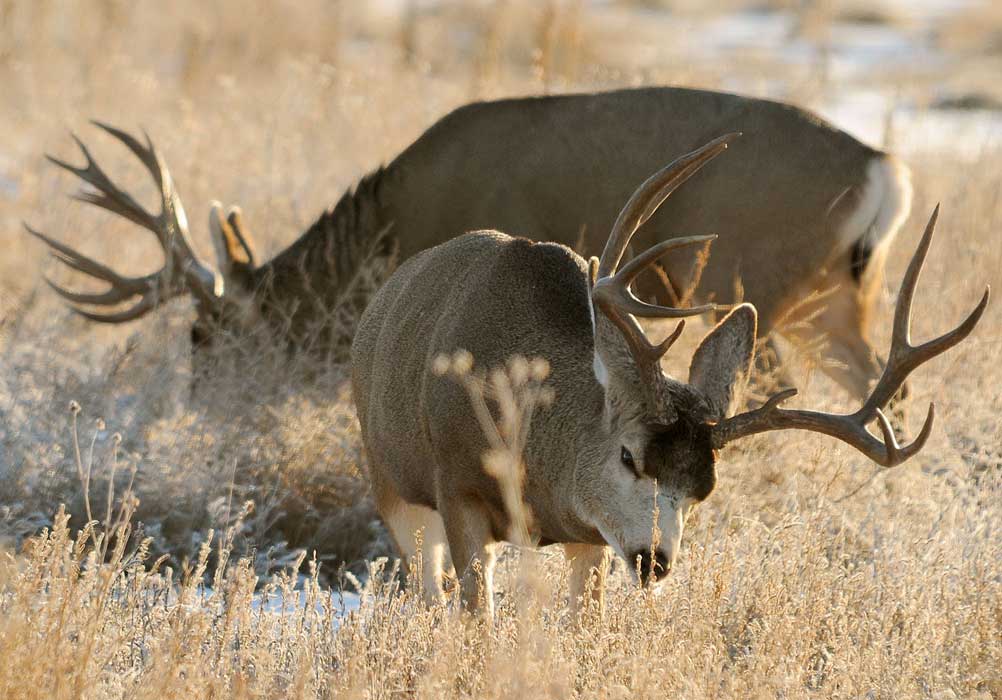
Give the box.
[439,495,498,617]
[564,543,608,618]
[374,477,449,605]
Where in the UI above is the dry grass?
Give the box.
[1,1,1001,698]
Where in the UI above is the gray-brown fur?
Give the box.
[353,233,608,545]
[350,134,985,614]
[227,88,905,399]
[351,138,762,613]
[288,88,897,315]
[36,88,909,400]
[351,231,730,611]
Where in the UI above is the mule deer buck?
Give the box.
[351,135,987,615]
[30,88,910,399]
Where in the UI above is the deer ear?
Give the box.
[210,202,258,281]
[688,304,757,420]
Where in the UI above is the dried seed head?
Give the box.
[489,368,507,394]
[452,350,473,375]
[529,358,550,381]
[508,356,529,386]
[540,387,556,406]
[431,354,451,376]
[68,400,81,415]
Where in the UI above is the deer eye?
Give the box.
[620,446,639,476]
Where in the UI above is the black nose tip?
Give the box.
[630,549,670,584]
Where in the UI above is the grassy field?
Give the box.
[1,1,1000,698]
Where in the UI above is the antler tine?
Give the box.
[592,235,717,402]
[26,223,136,286]
[91,121,163,182]
[26,222,172,318]
[709,390,933,466]
[874,403,936,465]
[606,312,687,368]
[47,133,155,232]
[44,277,143,307]
[589,136,737,421]
[859,205,990,417]
[89,121,189,248]
[87,122,201,260]
[596,133,739,279]
[596,299,689,423]
[70,295,158,324]
[27,123,225,322]
[596,235,719,319]
[711,207,990,467]
[890,203,937,345]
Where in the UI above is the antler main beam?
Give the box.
[712,206,990,466]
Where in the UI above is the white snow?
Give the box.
[251,588,362,619]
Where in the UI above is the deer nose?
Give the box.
[630,549,670,584]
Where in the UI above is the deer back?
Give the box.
[385,87,899,320]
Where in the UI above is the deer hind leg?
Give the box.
[564,543,608,618]
[439,495,498,617]
[374,478,449,605]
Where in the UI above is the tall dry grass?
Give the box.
[1,1,1001,698]
[2,421,999,698]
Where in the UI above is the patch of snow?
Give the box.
[700,11,798,54]
[819,90,1002,158]
[178,584,364,627]
[252,588,362,619]
[0,153,17,199]
[0,174,15,199]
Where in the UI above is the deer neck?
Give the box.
[247,167,396,347]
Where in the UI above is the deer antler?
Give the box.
[26,122,223,322]
[591,134,738,419]
[711,206,990,466]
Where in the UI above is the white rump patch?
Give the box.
[832,155,913,255]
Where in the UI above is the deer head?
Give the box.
[563,134,751,581]
[574,136,988,583]
[26,123,263,376]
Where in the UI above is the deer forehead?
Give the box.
[640,420,717,499]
